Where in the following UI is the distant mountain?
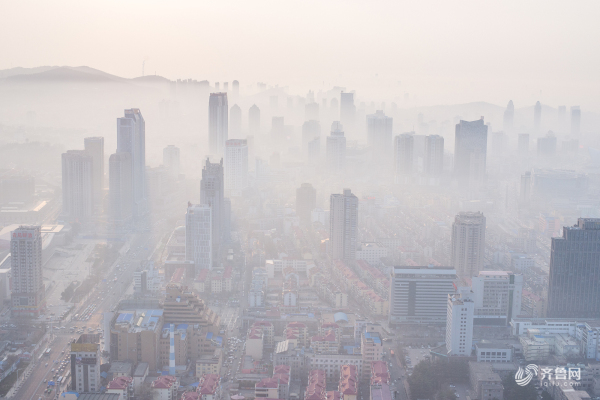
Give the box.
[131,75,171,83]
[3,66,128,83]
[0,66,58,79]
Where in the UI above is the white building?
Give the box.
[330,189,358,262]
[367,110,393,163]
[185,204,212,274]
[249,290,264,307]
[308,353,363,382]
[265,259,315,278]
[326,121,346,172]
[163,145,180,179]
[389,266,457,324]
[224,139,248,197]
[109,152,133,225]
[71,335,101,393]
[62,150,94,220]
[11,226,45,317]
[311,208,329,226]
[475,343,513,363]
[451,212,486,279]
[445,292,474,356]
[470,271,523,325]
[355,243,388,266]
[133,262,163,293]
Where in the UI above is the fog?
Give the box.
[1,2,600,399]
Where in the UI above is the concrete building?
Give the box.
[571,106,581,136]
[389,266,457,325]
[534,101,542,132]
[302,120,321,156]
[106,376,133,399]
[394,133,413,181]
[163,145,180,179]
[367,111,393,164]
[475,342,513,363]
[109,152,133,226]
[230,104,242,137]
[186,204,212,273]
[62,150,94,220]
[454,118,488,186]
[209,93,228,154]
[445,292,474,356]
[340,92,356,138]
[424,134,444,179]
[200,158,226,268]
[326,122,346,172]
[10,226,45,317]
[71,334,101,393]
[468,362,504,400]
[196,348,223,377]
[151,375,178,400]
[296,183,317,226]
[224,139,248,197]
[249,104,260,136]
[84,136,104,205]
[355,243,388,266]
[361,325,384,379]
[329,189,358,262]
[117,108,146,218]
[470,271,523,325]
[451,212,486,279]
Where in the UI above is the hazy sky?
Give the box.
[2,0,600,109]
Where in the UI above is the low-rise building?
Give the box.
[151,375,178,400]
[198,374,220,400]
[106,376,133,400]
[196,348,223,377]
[338,365,358,400]
[469,362,504,400]
[475,342,513,363]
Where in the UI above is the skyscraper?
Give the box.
[534,101,541,133]
[305,102,319,121]
[367,110,393,163]
[84,136,104,205]
[503,100,514,133]
[454,118,488,185]
[200,158,225,267]
[518,133,529,156]
[62,150,94,220]
[185,204,212,273]
[326,122,346,172]
[224,139,248,197]
[302,120,321,155]
[163,145,180,179]
[296,183,316,226]
[445,292,474,356]
[232,80,239,97]
[307,137,320,164]
[340,92,356,137]
[424,135,444,177]
[109,152,133,226]
[209,93,228,154]
[10,226,44,317]
[451,212,486,279]
[230,104,242,138]
[117,108,146,218]
[547,218,600,318]
[249,104,260,136]
[329,188,358,262]
[571,106,581,136]
[71,335,100,393]
[557,105,567,131]
[394,133,413,180]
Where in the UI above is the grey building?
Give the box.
[451,212,486,279]
[296,183,316,226]
[249,104,260,136]
[394,133,414,179]
[326,122,346,172]
[117,108,146,218]
[84,136,104,205]
[329,188,358,262]
[62,150,94,220]
[209,93,228,154]
[454,118,488,186]
[367,110,393,163]
[200,158,226,267]
[10,226,44,318]
[109,152,133,226]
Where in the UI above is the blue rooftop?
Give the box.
[334,312,348,322]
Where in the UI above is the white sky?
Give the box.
[2,0,599,109]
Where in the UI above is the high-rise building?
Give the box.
[518,133,529,156]
[326,122,346,172]
[224,139,248,197]
[302,120,321,155]
[109,152,133,226]
[537,132,557,157]
[503,100,514,133]
[117,108,146,218]
[307,137,320,164]
[296,183,316,226]
[519,171,531,206]
[454,118,488,185]
[451,212,486,279]
[84,137,104,204]
[163,145,180,179]
[388,266,457,325]
[62,150,94,220]
[367,110,393,163]
[249,104,260,136]
[571,106,581,136]
[232,80,239,97]
[469,271,523,325]
[305,102,319,121]
[200,159,225,267]
[557,106,567,131]
[10,226,44,317]
[534,101,541,133]
[340,92,356,137]
[394,133,413,180]
[424,135,444,177]
[185,204,212,273]
[209,93,228,154]
[230,104,242,138]
[71,334,101,393]
[329,188,358,262]
[445,292,474,356]
[547,218,600,318]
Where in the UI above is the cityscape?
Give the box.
[1,2,600,400]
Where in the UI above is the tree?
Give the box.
[407,360,468,400]
[502,374,537,400]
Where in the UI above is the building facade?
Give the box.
[451,212,486,279]
[329,189,358,262]
[10,226,45,317]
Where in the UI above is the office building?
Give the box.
[329,189,358,262]
[534,101,541,132]
[454,118,488,185]
[326,122,346,172]
[519,171,531,206]
[518,133,529,156]
[547,218,600,318]
[232,80,239,96]
[163,145,180,179]
[296,183,316,226]
[503,100,514,133]
[302,120,321,154]
[340,92,355,137]
[230,104,242,137]
[62,150,94,220]
[249,104,260,135]
[84,136,104,204]
[558,105,567,131]
[209,93,228,154]
[10,226,44,317]
[530,168,588,200]
[308,137,320,163]
[367,110,393,163]
[537,132,557,157]
[305,102,319,121]
[394,133,413,181]
[186,204,212,273]
[451,212,486,279]
[389,266,457,324]
[71,334,101,393]
[446,292,474,356]
[200,159,225,268]
[424,134,444,177]
[470,271,523,325]
[117,108,146,218]
[224,139,248,197]
[109,153,133,225]
[571,106,581,136]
